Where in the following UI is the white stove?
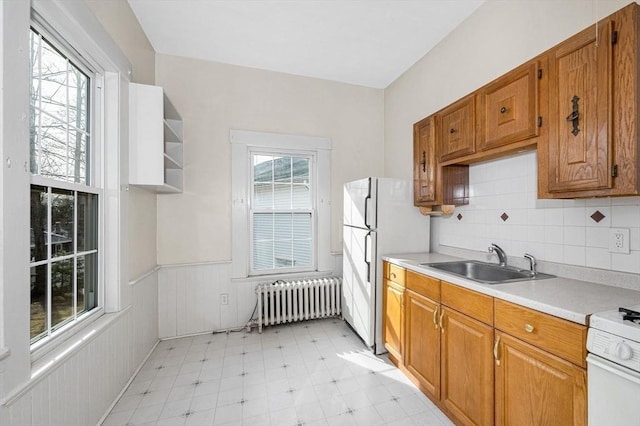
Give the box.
[586,305,640,426]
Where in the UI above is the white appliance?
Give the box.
[342,177,430,354]
[586,305,640,426]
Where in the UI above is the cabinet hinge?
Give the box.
[612,30,618,45]
[537,69,542,79]
[537,116,542,127]
[611,164,618,178]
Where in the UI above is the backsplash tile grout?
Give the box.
[432,152,640,275]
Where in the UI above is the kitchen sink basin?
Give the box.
[420,260,555,284]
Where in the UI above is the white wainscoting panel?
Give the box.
[158,262,233,338]
[158,255,343,339]
[1,270,159,426]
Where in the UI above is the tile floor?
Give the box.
[102,318,454,426]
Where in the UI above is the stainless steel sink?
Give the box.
[420,260,555,284]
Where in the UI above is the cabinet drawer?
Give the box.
[441,281,493,325]
[494,299,587,367]
[407,270,440,301]
[383,262,406,286]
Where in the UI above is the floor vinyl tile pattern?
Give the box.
[102,319,453,426]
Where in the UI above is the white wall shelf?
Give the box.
[129,83,183,193]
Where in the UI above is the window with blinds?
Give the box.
[250,153,315,274]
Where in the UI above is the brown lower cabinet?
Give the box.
[404,289,440,398]
[382,278,404,364]
[494,332,587,426]
[382,261,588,426]
[441,307,495,426]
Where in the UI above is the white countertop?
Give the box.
[383,252,640,325]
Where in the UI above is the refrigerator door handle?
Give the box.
[364,231,372,282]
[364,178,372,230]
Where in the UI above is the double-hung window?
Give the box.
[250,152,315,274]
[29,26,100,348]
[230,130,332,279]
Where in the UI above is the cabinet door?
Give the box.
[404,290,440,399]
[441,308,494,426]
[438,95,476,162]
[383,279,403,364]
[495,332,587,426]
[547,20,613,193]
[479,61,539,151]
[413,116,438,205]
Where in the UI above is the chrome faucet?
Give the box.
[524,253,537,275]
[488,243,507,267]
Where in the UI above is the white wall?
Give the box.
[384,0,640,276]
[154,54,385,265]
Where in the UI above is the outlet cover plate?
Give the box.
[609,228,630,254]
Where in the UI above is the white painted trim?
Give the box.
[230,129,332,150]
[31,0,130,76]
[129,266,160,286]
[160,260,232,269]
[230,129,333,279]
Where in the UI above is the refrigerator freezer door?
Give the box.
[342,225,377,349]
[344,178,377,230]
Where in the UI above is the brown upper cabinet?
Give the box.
[413,116,438,205]
[540,3,640,198]
[437,94,476,162]
[413,2,640,205]
[477,61,540,151]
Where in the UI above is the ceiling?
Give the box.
[127,0,485,89]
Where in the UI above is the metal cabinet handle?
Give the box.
[524,323,535,333]
[433,305,439,329]
[566,95,580,136]
[449,128,456,134]
[439,309,445,334]
[420,151,427,173]
[390,272,396,280]
[500,106,507,114]
[494,335,501,366]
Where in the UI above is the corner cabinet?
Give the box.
[413,116,438,205]
[129,82,184,193]
[413,115,470,208]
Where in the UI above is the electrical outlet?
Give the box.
[609,228,630,254]
[220,293,229,305]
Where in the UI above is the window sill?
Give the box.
[0,307,129,407]
[30,307,105,363]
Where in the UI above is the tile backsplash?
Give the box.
[432,151,640,275]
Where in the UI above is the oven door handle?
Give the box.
[587,354,640,385]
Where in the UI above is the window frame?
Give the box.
[230,130,333,280]
[22,0,131,362]
[248,148,317,275]
[29,21,104,352]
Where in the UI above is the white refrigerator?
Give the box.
[342,177,430,354]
